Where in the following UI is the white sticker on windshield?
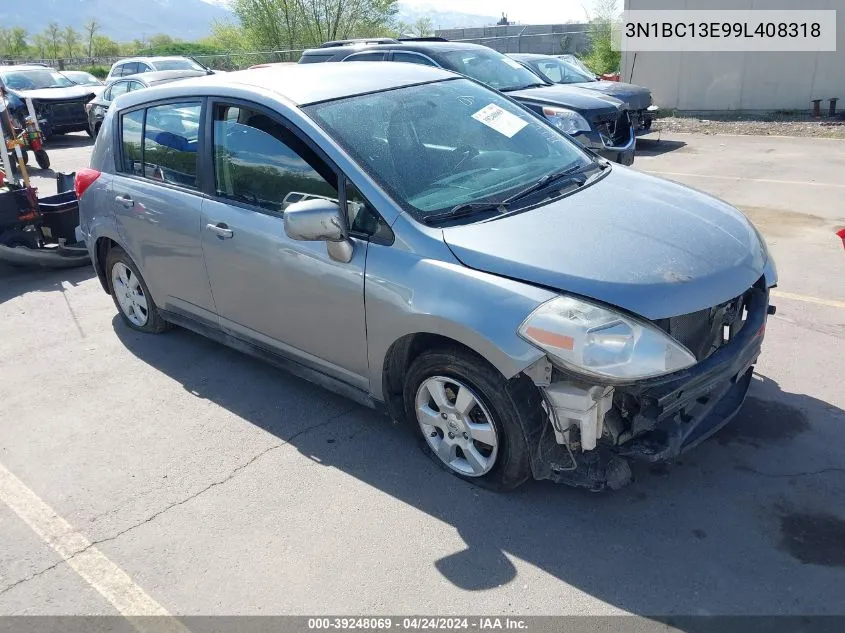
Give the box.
[504,58,523,69]
[471,103,528,138]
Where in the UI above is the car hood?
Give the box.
[441,167,767,320]
[506,84,624,115]
[570,81,652,110]
[10,86,96,101]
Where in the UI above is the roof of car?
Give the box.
[114,62,456,108]
[301,40,489,58]
[112,69,209,85]
[0,64,57,72]
[114,56,197,65]
[507,53,557,61]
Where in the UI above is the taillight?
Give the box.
[85,103,93,113]
[75,168,101,199]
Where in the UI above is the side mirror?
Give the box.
[283,198,353,263]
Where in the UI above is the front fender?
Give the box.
[365,241,555,401]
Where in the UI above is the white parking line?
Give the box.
[771,290,845,309]
[641,170,845,189]
[0,462,190,633]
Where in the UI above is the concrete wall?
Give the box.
[622,0,845,111]
[436,24,592,55]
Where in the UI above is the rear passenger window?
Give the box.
[107,81,130,102]
[143,103,201,188]
[392,52,436,66]
[211,104,337,212]
[118,102,201,188]
[121,110,144,175]
[344,52,386,62]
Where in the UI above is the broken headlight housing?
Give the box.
[518,296,696,382]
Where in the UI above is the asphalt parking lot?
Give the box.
[1,132,844,621]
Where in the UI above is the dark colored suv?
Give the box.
[299,39,636,165]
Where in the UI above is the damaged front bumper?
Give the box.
[528,285,772,491]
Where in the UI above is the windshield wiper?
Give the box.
[502,82,549,92]
[503,162,608,206]
[422,201,508,225]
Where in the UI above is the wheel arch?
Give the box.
[380,330,539,424]
[93,235,120,293]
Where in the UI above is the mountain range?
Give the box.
[1,0,498,44]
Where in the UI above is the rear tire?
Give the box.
[403,347,533,491]
[106,246,169,333]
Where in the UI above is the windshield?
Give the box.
[438,49,548,92]
[63,71,101,85]
[305,78,591,222]
[533,58,596,84]
[154,59,206,71]
[0,69,75,90]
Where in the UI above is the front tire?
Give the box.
[404,347,533,491]
[106,246,168,333]
[34,149,50,170]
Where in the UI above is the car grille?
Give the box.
[37,99,89,126]
[654,287,756,361]
[592,111,633,147]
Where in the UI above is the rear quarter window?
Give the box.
[117,102,202,189]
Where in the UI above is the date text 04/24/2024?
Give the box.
[307,618,528,630]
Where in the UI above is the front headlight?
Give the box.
[542,107,591,135]
[518,296,696,382]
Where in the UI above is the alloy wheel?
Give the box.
[415,376,499,477]
[111,262,149,327]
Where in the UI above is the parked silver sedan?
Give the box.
[76,63,777,491]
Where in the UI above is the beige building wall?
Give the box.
[622,0,845,111]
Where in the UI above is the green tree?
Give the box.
[584,0,621,75]
[207,21,252,51]
[0,28,11,56]
[93,34,120,57]
[232,0,399,50]
[412,16,433,37]
[84,18,100,57]
[10,28,28,56]
[45,22,63,59]
[63,25,80,58]
[32,33,49,58]
[120,41,141,56]
[148,34,175,49]
[232,0,300,50]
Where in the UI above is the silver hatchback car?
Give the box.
[77,63,777,492]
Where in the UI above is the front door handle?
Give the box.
[115,194,134,208]
[206,222,234,239]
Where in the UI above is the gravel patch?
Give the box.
[653,113,845,139]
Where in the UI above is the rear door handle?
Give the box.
[115,194,134,208]
[206,222,234,239]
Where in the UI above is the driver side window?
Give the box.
[211,104,337,213]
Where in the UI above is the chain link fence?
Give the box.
[436,24,592,56]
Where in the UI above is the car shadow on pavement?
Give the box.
[636,139,688,157]
[114,321,845,620]
[45,133,93,150]
[0,263,94,305]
